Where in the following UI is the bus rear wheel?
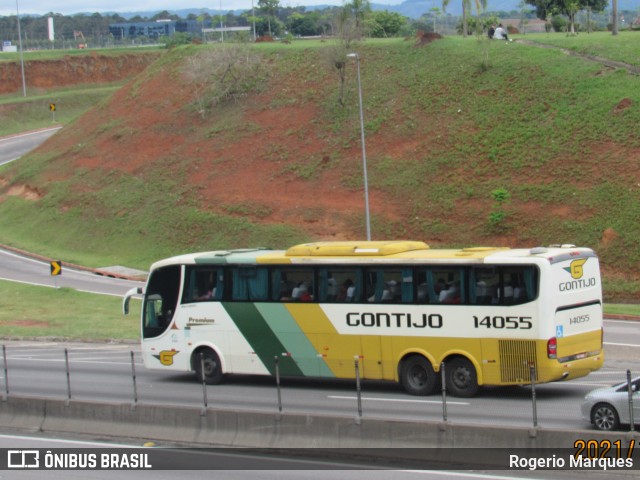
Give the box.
[401,355,436,396]
[193,348,223,385]
[445,357,478,397]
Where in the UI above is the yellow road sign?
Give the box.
[49,103,56,112]
[50,260,62,276]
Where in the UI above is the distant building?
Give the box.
[109,19,212,39]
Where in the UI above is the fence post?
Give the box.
[530,363,538,428]
[441,362,447,422]
[130,351,138,409]
[199,353,208,416]
[64,348,72,405]
[354,356,362,421]
[274,355,283,417]
[2,345,8,400]
[627,370,635,432]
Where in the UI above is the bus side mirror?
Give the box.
[123,287,143,315]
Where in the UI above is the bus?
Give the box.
[122,241,604,397]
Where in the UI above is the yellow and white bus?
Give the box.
[123,241,604,397]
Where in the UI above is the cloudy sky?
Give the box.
[2,1,405,17]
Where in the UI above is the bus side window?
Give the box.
[231,267,269,301]
[182,267,222,303]
[273,268,314,302]
[472,268,499,305]
[432,268,465,304]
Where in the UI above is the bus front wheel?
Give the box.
[401,355,436,396]
[445,357,479,398]
[193,348,223,385]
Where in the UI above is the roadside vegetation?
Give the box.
[1,33,639,309]
[0,85,123,137]
[0,281,139,340]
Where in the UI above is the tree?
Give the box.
[367,11,406,38]
[345,0,371,36]
[258,0,280,37]
[524,0,607,34]
[442,0,487,37]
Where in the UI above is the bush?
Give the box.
[550,15,568,33]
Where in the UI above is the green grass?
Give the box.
[0,85,122,137]
[0,279,635,342]
[0,280,139,340]
[517,31,640,67]
[605,303,640,316]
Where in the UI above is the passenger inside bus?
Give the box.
[439,282,460,304]
[337,279,355,302]
[193,284,215,301]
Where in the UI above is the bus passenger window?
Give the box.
[273,268,314,302]
[317,268,359,302]
[432,268,464,304]
[473,268,499,305]
[182,267,221,303]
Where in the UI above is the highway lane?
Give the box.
[0,127,62,166]
[0,336,638,432]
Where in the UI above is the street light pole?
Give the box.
[347,53,371,241]
[220,0,224,42]
[15,0,27,97]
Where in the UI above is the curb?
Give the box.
[606,314,640,322]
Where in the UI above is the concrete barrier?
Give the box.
[0,395,638,467]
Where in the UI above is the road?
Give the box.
[0,248,144,297]
[0,127,62,166]
[0,334,637,432]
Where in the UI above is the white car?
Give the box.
[581,376,640,431]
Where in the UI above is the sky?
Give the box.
[2,0,405,17]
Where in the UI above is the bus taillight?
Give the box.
[547,337,557,359]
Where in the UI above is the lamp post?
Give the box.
[219,0,224,42]
[252,0,257,41]
[15,0,27,97]
[347,53,371,241]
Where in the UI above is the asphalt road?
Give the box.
[0,248,144,297]
[0,127,62,166]
[0,335,638,432]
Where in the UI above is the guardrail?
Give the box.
[0,344,638,449]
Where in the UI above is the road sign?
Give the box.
[50,260,62,276]
[49,103,56,112]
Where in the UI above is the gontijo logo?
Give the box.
[564,258,587,279]
[559,258,596,291]
[153,350,179,366]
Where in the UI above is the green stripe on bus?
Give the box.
[256,303,335,378]
[222,302,304,377]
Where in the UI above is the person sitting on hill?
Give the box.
[493,24,511,42]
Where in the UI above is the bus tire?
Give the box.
[193,348,223,385]
[400,355,436,396]
[445,357,478,398]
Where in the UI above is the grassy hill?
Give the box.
[0,34,639,301]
